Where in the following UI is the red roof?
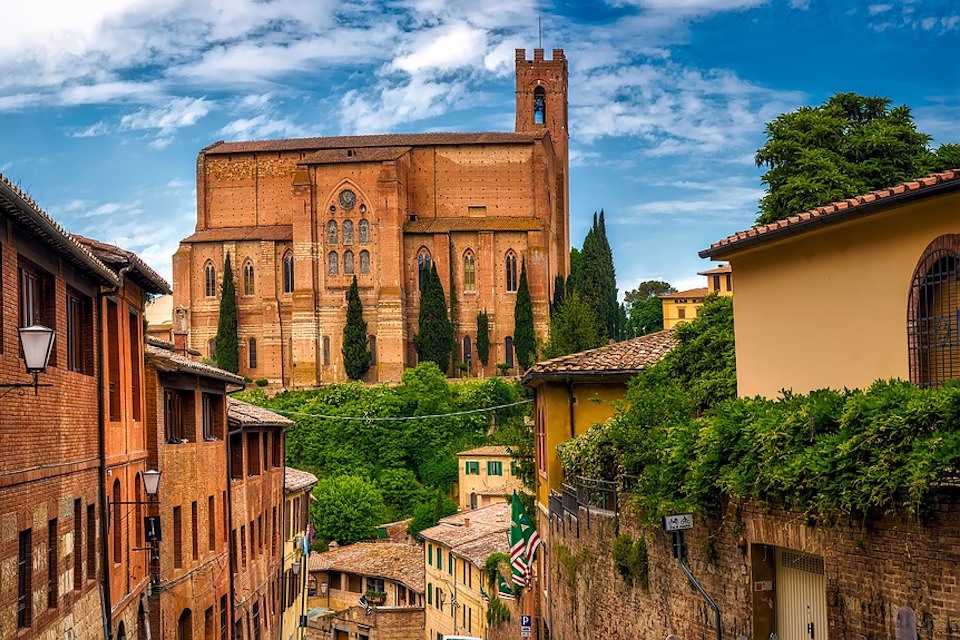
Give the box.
[659,287,708,300]
[204,132,540,155]
[180,225,293,244]
[701,170,960,259]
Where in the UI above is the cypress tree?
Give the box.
[476,311,490,367]
[573,212,618,340]
[597,210,619,339]
[513,258,536,370]
[215,253,240,373]
[414,264,453,372]
[551,274,566,317]
[342,276,371,380]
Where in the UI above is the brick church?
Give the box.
[173,48,569,385]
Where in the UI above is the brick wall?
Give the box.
[540,491,960,640]
[307,605,425,640]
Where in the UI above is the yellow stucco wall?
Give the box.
[535,380,628,508]
[723,190,960,398]
[457,453,522,510]
[282,490,311,640]
[662,298,703,329]
[424,541,487,640]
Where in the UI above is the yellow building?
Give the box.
[457,445,523,510]
[307,541,424,612]
[282,466,319,640]
[659,263,733,329]
[420,502,516,640]
[521,331,677,640]
[699,170,960,398]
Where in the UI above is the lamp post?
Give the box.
[0,324,56,396]
[120,470,163,585]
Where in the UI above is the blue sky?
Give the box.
[0,0,957,294]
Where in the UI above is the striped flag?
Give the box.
[496,572,517,601]
[480,585,490,603]
[509,493,541,587]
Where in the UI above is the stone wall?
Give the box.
[540,489,960,640]
[306,605,424,640]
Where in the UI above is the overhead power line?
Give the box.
[266,399,533,422]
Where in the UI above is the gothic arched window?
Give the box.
[177,609,192,640]
[282,251,294,294]
[908,235,960,388]
[204,261,216,298]
[418,249,432,290]
[344,250,355,276]
[360,250,370,275]
[343,220,354,245]
[328,252,339,276]
[505,336,514,368]
[505,251,518,293]
[243,260,255,296]
[463,250,476,293]
[463,336,472,366]
[327,220,338,245]
[534,86,546,125]
[359,219,370,245]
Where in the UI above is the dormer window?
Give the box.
[534,87,546,125]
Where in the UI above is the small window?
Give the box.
[367,577,385,593]
[208,496,216,552]
[462,336,472,366]
[343,220,354,245]
[283,251,294,294]
[327,220,338,245]
[487,461,503,476]
[323,336,331,366]
[18,528,32,629]
[505,251,518,293]
[344,250,355,276]
[66,290,93,374]
[173,506,182,568]
[359,250,370,275]
[725,273,732,291]
[678,307,686,320]
[204,261,217,298]
[465,461,479,475]
[47,518,58,609]
[248,337,257,370]
[112,480,121,564]
[505,336,514,368]
[165,390,195,443]
[328,252,339,276]
[244,260,255,296]
[247,432,261,476]
[191,501,199,560]
[534,86,546,125]
[359,219,370,244]
[463,250,476,293]
[713,275,721,292]
[208,338,216,359]
[73,500,83,590]
[202,393,223,440]
[417,249,432,290]
[230,434,244,480]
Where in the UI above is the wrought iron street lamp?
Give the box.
[142,469,161,496]
[0,324,56,396]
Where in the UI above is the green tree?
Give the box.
[476,311,490,367]
[513,258,536,370]
[215,253,239,373]
[624,281,675,307]
[545,292,604,359]
[342,276,371,380]
[568,247,582,294]
[573,213,618,339]
[551,274,566,317]
[414,264,453,373]
[755,92,960,226]
[407,490,458,537]
[377,468,431,523]
[311,475,386,545]
[624,280,676,337]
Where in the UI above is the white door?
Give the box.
[775,548,828,640]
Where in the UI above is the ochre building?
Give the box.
[173,48,570,385]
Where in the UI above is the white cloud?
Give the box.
[392,23,488,75]
[120,97,212,134]
[219,115,306,140]
[868,4,893,14]
[611,0,768,12]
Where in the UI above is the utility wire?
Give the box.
[266,399,532,422]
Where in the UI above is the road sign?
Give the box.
[663,513,693,532]
[521,614,532,638]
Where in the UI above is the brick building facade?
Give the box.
[172,48,570,386]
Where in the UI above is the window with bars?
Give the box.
[18,529,32,629]
[173,506,183,568]
[220,595,228,640]
[47,519,57,609]
[74,499,83,590]
[908,238,960,388]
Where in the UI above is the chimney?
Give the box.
[328,541,339,551]
[173,306,189,354]
[464,517,471,528]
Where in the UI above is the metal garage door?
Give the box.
[775,549,828,640]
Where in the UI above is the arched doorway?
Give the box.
[907,235,960,387]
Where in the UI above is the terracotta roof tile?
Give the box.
[300,146,412,165]
[227,398,293,428]
[205,132,539,155]
[308,542,424,593]
[696,264,731,276]
[181,225,293,244]
[0,173,119,287]
[701,169,960,259]
[458,445,512,457]
[72,234,171,295]
[404,217,542,234]
[285,466,318,494]
[522,329,677,384]
[420,502,510,557]
[659,287,708,300]
[145,343,245,385]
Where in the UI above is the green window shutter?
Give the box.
[488,461,502,476]
[448,552,454,575]
[428,544,433,565]
[428,583,433,605]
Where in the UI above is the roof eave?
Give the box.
[521,370,642,387]
[700,178,960,260]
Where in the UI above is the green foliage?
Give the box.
[625,281,675,303]
[755,92,958,226]
[215,253,239,373]
[311,475,386,545]
[557,420,619,480]
[376,468,432,523]
[483,552,512,587]
[343,276,372,380]
[544,292,604,359]
[476,311,490,367]
[513,258,536,370]
[611,534,648,589]
[571,212,618,339]
[255,378,268,387]
[568,247,582,294]
[624,280,676,338]
[486,598,511,626]
[491,389,536,490]
[408,490,458,537]
[551,274,566,317]
[415,264,453,373]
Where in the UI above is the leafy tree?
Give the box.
[342,276,371,380]
[311,475,386,545]
[407,490,458,537]
[624,281,675,307]
[755,92,960,226]
[215,253,239,373]
[624,280,676,337]
[377,468,431,523]
[551,274,566,317]
[544,292,604,359]
[414,264,453,373]
[513,258,536,369]
[476,311,490,367]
